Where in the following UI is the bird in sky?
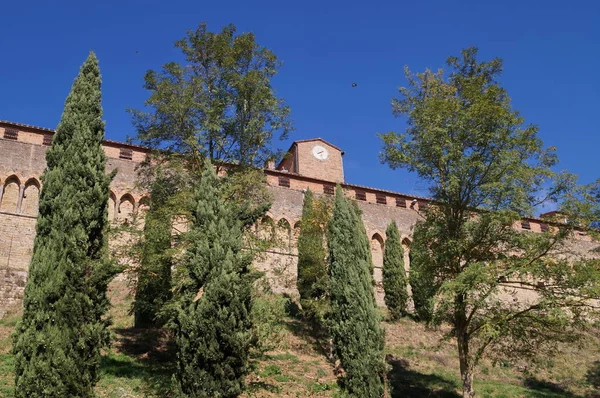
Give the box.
[352,83,357,87]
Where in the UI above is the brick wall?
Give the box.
[1,121,599,318]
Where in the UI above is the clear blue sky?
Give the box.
[2,0,598,202]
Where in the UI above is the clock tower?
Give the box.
[276,138,345,183]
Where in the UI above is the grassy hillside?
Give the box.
[1,279,599,397]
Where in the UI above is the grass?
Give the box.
[1,279,599,397]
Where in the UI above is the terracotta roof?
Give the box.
[0,120,149,152]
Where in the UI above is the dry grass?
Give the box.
[1,279,599,397]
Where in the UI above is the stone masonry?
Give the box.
[1,120,598,317]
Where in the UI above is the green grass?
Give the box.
[1,279,599,397]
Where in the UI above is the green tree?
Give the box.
[128,23,289,322]
[169,161,254,397]
[132,169,180,328]
[407,222,438,322]
[328,186,385,397]
[297,189,331,323]
[129,22,292,172]
[13,52,118,397]
[380,47,600,397]
[382,221,408,319]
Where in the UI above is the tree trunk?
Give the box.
[457,330,475,398]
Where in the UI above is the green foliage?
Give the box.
[169,161,254,398]
[129,22,293,171]
[297,189,332,323]
[408,222,439,323]
[328,186,385,397]
[251,281,289,353]
[12,52,119,397]
[380,47,600,397]
[132,170,180,328]
[382,221,409,320]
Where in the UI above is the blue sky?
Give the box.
[1,0,599,204]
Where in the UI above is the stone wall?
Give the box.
[1,121,599,318]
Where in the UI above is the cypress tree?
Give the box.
[133,172,174,328]
[297,189,328,322]
[13,52,117,397]
[408,222,437,323]
[171,161,253,397]
[328,186,385,397]
[382,221,409,320]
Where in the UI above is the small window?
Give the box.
[278,176,290,188]
[323,185,334,195]
[521,221,531,230]
[376,193,387,205]
[119,148,133,160]
[355,191,366,201]
[540,224,549,233]
[43,135,53,146]
[396,197,407,208]
[4,128,18,140]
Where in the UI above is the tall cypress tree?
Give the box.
[297,189,328,322]
[171,161,253,397]
[408,221,438,323]
[328,186,384,397]
[382,221,409,320]
[133,172,175,328]
[13,52,117,397]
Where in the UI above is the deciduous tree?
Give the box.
[380,47,600,398]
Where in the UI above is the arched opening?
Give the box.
[0,176,20,213]
[401,237,412,274]
[21,178,40,215]
[117,194,135,224]
[257,215,275,241]
[276,218,292,250]
[107,192,116,222]
[370,233,384,269]
[138,196,150,214]
[136,196,150,228]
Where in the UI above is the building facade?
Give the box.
[0,120,597,317]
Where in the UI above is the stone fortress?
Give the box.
[0,120,598,317]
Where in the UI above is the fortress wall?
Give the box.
[1,125,599,317]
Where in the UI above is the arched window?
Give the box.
[370,233,384,269]
[138,197,150,214]
[0,176,20,213]
[21,179,40,215]
[118,194,135,224]
[107,192,116,222]
[402,238,412,274]
[276,218,292,250]
[257,216,275,241]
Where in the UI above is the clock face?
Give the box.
[312,145,329,160]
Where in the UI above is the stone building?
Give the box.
[0,120,597,317]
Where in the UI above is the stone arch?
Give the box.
[107,191,117,222]
[138,196,150,213]
[0,175,20,213]
[276,218,292,250]
[257,215,275,240]
[370,232,384,269]
[21,178,40,215]
[117,193,135,223]
[401,237,412,273]
[293,220,302,240]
